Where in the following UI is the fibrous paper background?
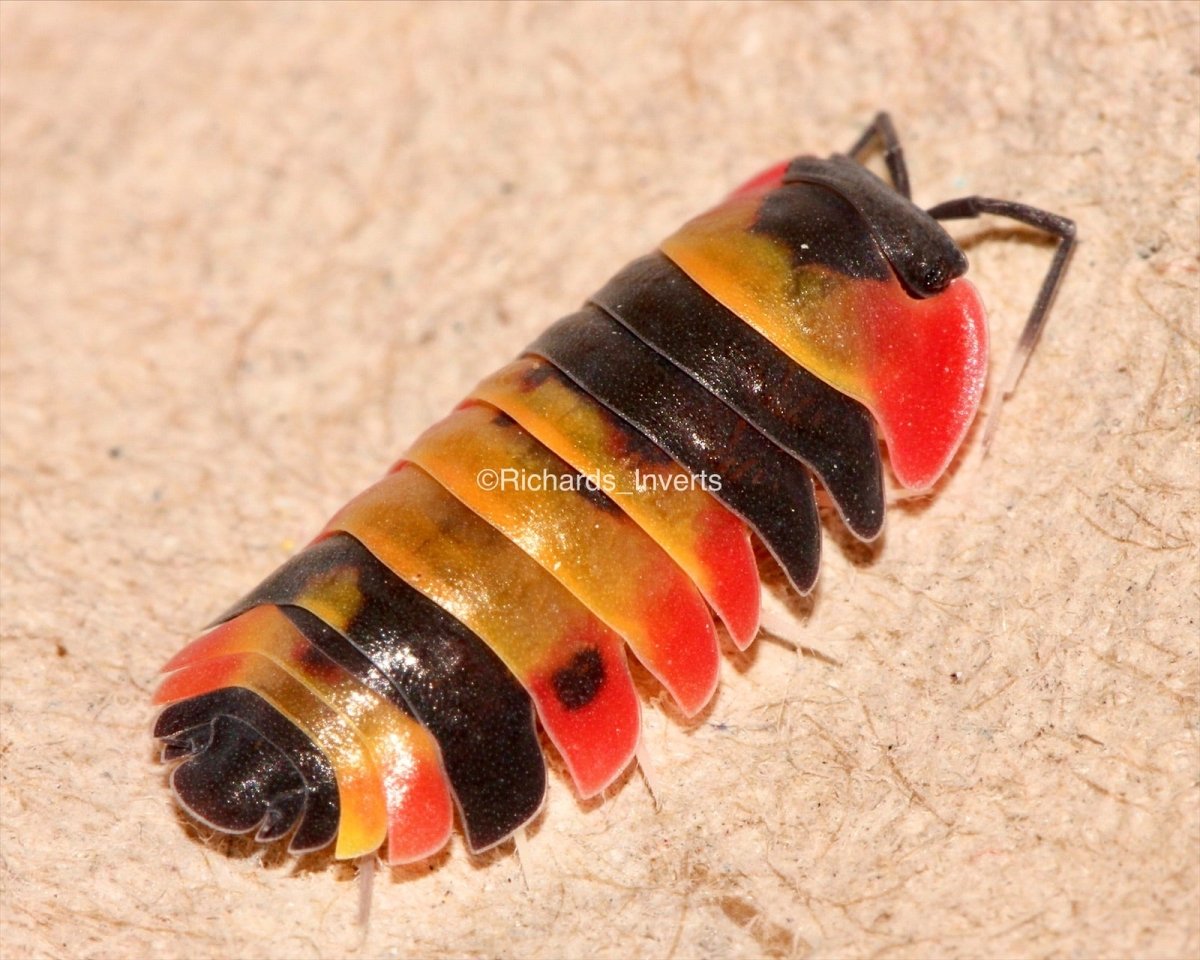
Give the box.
[1,3,1197,958]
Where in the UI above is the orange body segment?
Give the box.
[471,357,760,648]
[324,464,640,796]
[403,403,720,715]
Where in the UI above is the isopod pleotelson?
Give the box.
[153,114,1075,864]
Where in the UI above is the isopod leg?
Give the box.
[846,110,911,198]
[926,196,1077,434]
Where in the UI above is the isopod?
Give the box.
[153,113,1075,864]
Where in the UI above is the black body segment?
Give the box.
[750,177,892,282]
[782,156,968,296]
[528,307,822,594]
[218,532,546,853]
[154,687,340,852]
[590,252,885,540]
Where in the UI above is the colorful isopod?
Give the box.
[153,114,1075,864]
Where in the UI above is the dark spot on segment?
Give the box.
[552,648,605,710]
[279,605,412,713]
[490,409,518,428]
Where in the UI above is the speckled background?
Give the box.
[1,2,1197,958]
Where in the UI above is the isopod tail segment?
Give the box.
[153,113,1076,867]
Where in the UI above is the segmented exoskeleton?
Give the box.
[154,114,1075,863]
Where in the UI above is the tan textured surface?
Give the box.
[1,2,1197,958]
